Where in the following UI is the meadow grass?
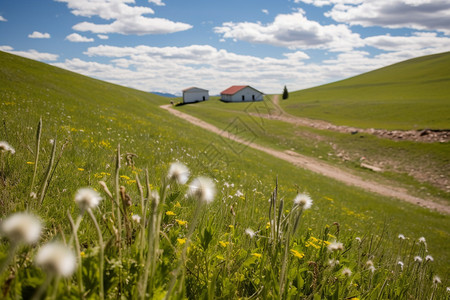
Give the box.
[281,51,450,130]
[0,51,449,298]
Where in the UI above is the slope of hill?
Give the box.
[1,51,449,298]
[283,52,450,130]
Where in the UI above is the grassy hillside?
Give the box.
[0,51,448,298]
[282,52,450,130]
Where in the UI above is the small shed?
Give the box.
[220,85,264,102]
[182,87,209,103]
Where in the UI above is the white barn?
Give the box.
[220,85,264,102]
[182,87,209,103]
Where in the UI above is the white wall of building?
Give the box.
[221,86,263,102]
[183,88,209,103]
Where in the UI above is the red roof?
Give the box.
[220,85,248,95]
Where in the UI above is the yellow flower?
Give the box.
[266,222,271,229]
[177,238,186,245]
[174,201,181,208]
[77,168,84,171]
[175,219,187,226]
[166,211,176,216]
[120,175,130,180]
[290,249,305,259]
[228,225,234,229]
[219,241,229,248]
[26,162,35,165]
[251,253,262,258]
[80,251,85,258]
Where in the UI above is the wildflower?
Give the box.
[131,214,141,223]
[1,213,41,245]
[166,211,176,216]
[174,201,181,208]
[188,177,216,204]
[77,168,84,171]
[341,267,352,277]
[235,190,244,197]
[0,141,15,154]
[329,259,339,267]
[290,249,305,259]
[366,260,374,267]
[327,241,344,252]
[167,162,190,184]
[80,251,85,258]
[293,193,313,210]
[35,242,76,277]
[251,253,262,258]
[177,238,186,245]
[425,255,433,262]
[219,241,229,248]
[414,256,423,263]
[398,261,404,270]
[418,237,426,243]
[74,187,102,211]
[432,275,441,285]
[398,234,405,240]
[355,237,361,243]
[245,228,256,238]
[368,266,376,273]
[175,219,187,226]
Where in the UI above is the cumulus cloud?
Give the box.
[0,46,59,61]
[0,15,7,22]
[323,0,450,35]
[262,9,269,15]
[28,31,51,39]
[214,9,363,51]
[56,0,192,35]
[97,34,109,40]
[364,32,450,52]
[65,33,94,42]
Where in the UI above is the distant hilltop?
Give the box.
[151,91,179,98]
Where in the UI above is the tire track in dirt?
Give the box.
[160,104,449,214]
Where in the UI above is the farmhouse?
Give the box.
[182,87,209,103]
[220,85,264,102]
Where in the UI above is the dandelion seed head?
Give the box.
[36,242,76,277]
[342,267,352,277]
[368,266,376,273]
[188,176,216,204]
[74,187,102,211]
[245,228,256,238]
[433,275,441,285]
[398,261,404,270]
[131,214,141,223]
[1,213,41,244]
[418,236,426,243]
[327,241,344,252]
[355,237,361,243]
[398,234,405,240]
[293,193,313,210]
[425,255,433,262]
[167,162,190,185]
[0,141,15,154]
[414,256,423,263]
[328,259,339,267]
[366,260,374,267]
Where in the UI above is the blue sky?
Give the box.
[1,0,449,95]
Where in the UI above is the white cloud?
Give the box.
[364,32,450,52]
[0,15,7,22]
[97,34,109,40]
[56,0,192,35]
[324,0,450,35]
[0,46,59,61]
[28,31,51,39]
[262,9,269,15]
[214,9,364,51]
[65,33,94,42]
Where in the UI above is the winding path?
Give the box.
[161,104,449,214]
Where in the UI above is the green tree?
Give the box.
[282,85,289,100]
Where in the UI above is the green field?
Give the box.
[0,51,449,298]
[281,52,450,130]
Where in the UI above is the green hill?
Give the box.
[283,52,450,130]
[1,51,449,298]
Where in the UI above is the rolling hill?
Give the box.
[282,51,450,130]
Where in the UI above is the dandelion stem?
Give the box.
[31,274,53,300]
[68,212,85,300]
[87,208,104,300]
[30,117,42,196]
[38,136,57,206]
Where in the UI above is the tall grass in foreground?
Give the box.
[0,123,448,299]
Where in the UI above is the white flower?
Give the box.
[1,213,41,244]
[328,259,339,267]
[414,256,423,263]
[74,188,102,211]
[36,242,76,277]
[0,141,15,154]
[235,190,244,197]
[188,177,216,204]
[132,214,141,223]
[433,275,441,285]
[418,237,426,243]
[167,162,190,184]
[366,260,374,267]
[368,266,376,273]
[425,255,433,262]
[355,237,361,243]
[341,267,352,277]
[245,228,256,238]
[327,241,344,252]
[398,261,404,270]
[398,234,405,240]
[293,193,313,210]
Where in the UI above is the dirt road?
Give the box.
[161,104,449,214]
